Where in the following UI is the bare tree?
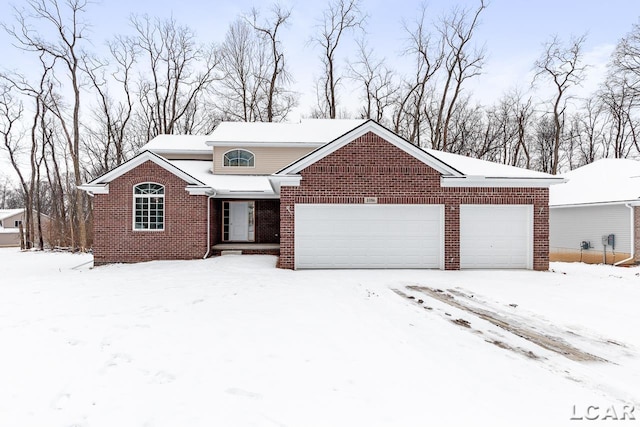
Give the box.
[393,5,444,144]
[219,18,269,122]
[599,79,639,158]
[484,89,534,167]
[433,0,486,152]
[312,0,365,118]
[348,39,398,123]
[533,34,587,174]
[83,35,136,173]
[0,85,32,247]
[130,15,221,138]
[3,0,91,250]
[612,22,640,97]
[246,5,296,122]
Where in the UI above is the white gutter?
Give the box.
[551,200,640,209]
[441,176,566,188]
[77,183,109,194]
[203,191,217,259]
[268,175,302,194]
[614,203,636,266]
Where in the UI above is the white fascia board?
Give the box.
[441,176,566,188]
[207,141,323,148]
[186,186,215,196]
[214,192,280,199]
[77,184,109,194]
[276,121,462,176]
[550,200,640,209]
[268,175,302,195]
[85,151,205,187]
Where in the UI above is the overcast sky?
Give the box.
[0,0,639,177]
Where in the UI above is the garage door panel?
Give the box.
[295,204,443,269]
[460,205,532,269]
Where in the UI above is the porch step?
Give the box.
[211,243,280,257]
[220,250,243,256]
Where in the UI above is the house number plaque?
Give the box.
[364,197,378,204]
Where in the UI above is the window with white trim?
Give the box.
[14,220,22,228]
[134,183,164,230]
[223,149,254,167]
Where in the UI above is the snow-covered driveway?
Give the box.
[0,248,637,426]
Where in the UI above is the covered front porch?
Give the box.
[208,199,280,256]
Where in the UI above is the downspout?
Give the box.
[203,192,217,259]
[614,203,635,266]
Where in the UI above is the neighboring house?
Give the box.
[80,119,563,270]
[549,158,640,265]
[0,208,49,247]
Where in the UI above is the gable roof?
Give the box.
[80,119,563,197]
[207,119,366,147]
[275,120,563,188]
[426,149,559,179]
[139,135,211,155]
[276,120,463,176]
[0,209,24,221]
[79,151,213,196]
[550,158,640,207]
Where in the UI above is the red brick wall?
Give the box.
[255,200,280,243]
[279,131,550,271]
[93,160,208,264]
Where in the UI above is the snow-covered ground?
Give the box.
[0,248,638,427]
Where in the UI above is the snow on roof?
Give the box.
[426,149,557,179]
[549,158,640,206]
[170,160,275,195]
[139,135,211,153]
[0,209,24,221]
[207,119,366,145]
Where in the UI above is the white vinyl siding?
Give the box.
[294,204,443,269]
[0,232,20,247]
[460,205,533,269]
[2,212,25,228]
[550,204,631,254]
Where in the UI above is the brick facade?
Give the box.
[255,200,281,243]
[279,131,549,271]
[93,161,209,264]
[92,163,281,264]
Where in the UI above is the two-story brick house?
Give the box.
[80,119,563,270]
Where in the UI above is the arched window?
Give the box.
[134,183,164,230]
[223,149,255,167]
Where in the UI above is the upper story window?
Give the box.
[223,149,254,167]
[134,183,164,230]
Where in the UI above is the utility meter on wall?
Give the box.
[601,234,615,248]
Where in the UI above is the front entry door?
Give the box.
[229,202,249,241]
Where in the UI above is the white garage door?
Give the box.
[460,205,533,269]
[295,204,443,269]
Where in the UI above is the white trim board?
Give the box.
[80,151,213,196]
